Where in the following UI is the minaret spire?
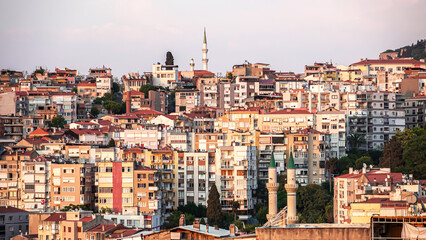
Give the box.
[266,152,279,220]
[202,27,208,71]
[285,152,298,224]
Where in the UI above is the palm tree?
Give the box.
[325,157,338,191]
[347,133,366,150]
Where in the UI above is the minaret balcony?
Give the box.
[285,183,298,192]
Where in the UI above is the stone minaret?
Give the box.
[266,153,279,220]
[285,152,298,224]
[190,58,195,71]
[202,28,208,71]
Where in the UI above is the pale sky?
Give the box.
[1,0,426,77]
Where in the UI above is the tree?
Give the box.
[163,211,195,229]
[90,106,100,118]
[325,157,338,191]
[226,72,233,80]
[256,205,268,225]
[297,184,332,223]
[93,97,103,105]
[354,156,373,169]
[103,101,121,114]
[231,201,240,223]
[348,133,365,150]
[139,85,162,98]
[107,138,115,147]
[103,92,116,102]
[207,184,221,226]
[48,115,67,128]
[72,87,77,93]
[62,204,88,211]
[379,135,403,169]
[112,82,120,93]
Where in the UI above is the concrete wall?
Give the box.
[256,226,370,240]
[0,92,16,115]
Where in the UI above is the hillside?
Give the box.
[382,39,426,61]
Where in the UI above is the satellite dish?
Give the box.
[406,194,417,204]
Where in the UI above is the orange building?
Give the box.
[50,163,95,210]
[133,166,161,214]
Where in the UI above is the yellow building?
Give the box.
[349,199,409,224]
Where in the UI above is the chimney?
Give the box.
[193,219,200,231]
[349,167,353,174]
[362,166,367,174]
[102,225,105,231]
[126,91,131,114]
[179,214,186,226]
[229,224,235,236]
[206,223,209,233]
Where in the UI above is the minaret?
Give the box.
[266,153,279,220]
[285,152,298,224]
[202,28,208,71]
[190,58,195,71]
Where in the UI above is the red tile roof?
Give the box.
[23,138,49,145]
[69,129,103,135]
[79,217,93,222]
[44,213,66,222]
[0,206,28,213]
[351,59,426,66]
[29,128,49,136]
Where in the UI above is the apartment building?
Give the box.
[122,74,148,92]
[151,63,178,88]
[133,166,161,215]
[50,163,95,211]
[259,109,314,133]
[95,76,112,97]
[214,109,259,133]
[404,94,426,129]
[333,167,421,224]
[215,146,257,220]
[175,89,200,113]
[286,128,330,185]
[199,83,219,108]
[20,159,51,211]
[315,107,346,158]
[193,132,226,152]
[176,152,215,207]
[143,148,176,212]
[50,92,77,124]
[95,161,134,213]
[217,83,244,110]
[258,133,286,184]
[0,207,29,240]
[347,91,405,150]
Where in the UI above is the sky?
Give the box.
[1,0,426,77]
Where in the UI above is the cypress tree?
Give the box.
[207,184,221,226]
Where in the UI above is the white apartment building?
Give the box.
[215,146,257,220]
[152,63,179,88]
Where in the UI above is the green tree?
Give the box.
[354,156,373,169]
[103,101,121,114]
[103,92,116,102]
[379,135,403,169]
[231,201,240,223]
[163,211,194,229]
[112,82,120,93]
[140,85,163,98]
[297,184,332,223]
[207,184,221,226]
[72,87,77,93]
[325,157,338,191]
[93,97,103,104]
[48,115,67,128]
[226,72,233,80]
[62,204,88,211]
[256,205,268,225]
[324,204,334,223]
[348,133,365,150]
[107,138,115,147]
[90,106,100,118]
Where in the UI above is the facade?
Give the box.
[0,207,29,240]
[50,163,95,211]
[151,64,178,88]
[215,146,257,220]
[404,94,426,129]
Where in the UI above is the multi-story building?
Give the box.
[122,74,148,92]
[50,92,77,124]
[95,76,112,98]
[151,63,178,88]
[133,166,161,215]
[347,91,405,150]
[315,107,346,158]
[176,152,215,207]
[259,109,314,133]
[0,206,29,240]
[50,163,95,211]
[286,129,330,185]
[143,148,176,212]
[0,116,24,142]
[215,146,257,220]
[258,133,286,184]
[175,89,199,113]
[404,94,426,129]
[20,159,51,211]
[95,161,134,213]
